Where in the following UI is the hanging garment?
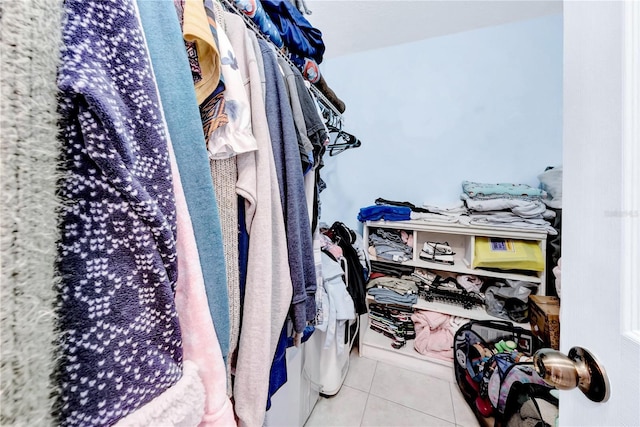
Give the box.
[312,229,326,328]
[124,139,233,427]
[113,361,203,427]
[327,222,368,316]
[232,0,284,48]
[202,2,243,380]
[206,17,259,159]
[311,73,346,113]
[277,57,314,174]
[293,66,327,155]
[0,1,63,424]
[260,0,325,64]
[137,0,231,372]
[224,14,293,427]
[55,1,183,425]
[182,0,222,104]
[293,71,329,232]
[177,0,229,140]
[226,13,289,414]
[320,252,356,354]
[259,39,317,334]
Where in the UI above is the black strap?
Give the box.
[374,197,430,213]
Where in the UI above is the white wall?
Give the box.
[561,2,640,425]
[316,14,563,231]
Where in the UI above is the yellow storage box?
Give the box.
[472,237,544,272]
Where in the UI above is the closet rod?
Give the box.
[220,0,345,128]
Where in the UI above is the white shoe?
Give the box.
[419,241,455,264]
[422,241,454,256]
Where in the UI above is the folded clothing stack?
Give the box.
[373,197,469,224]
[367,228,413,263]
[358,204,412,222]
[370,260,414,278]
[366,276,418,306]
[368,302,415,349]
[460,180,557,235]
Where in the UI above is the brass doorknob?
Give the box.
[533,347,610,402]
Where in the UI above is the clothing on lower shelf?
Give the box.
[368,303,415,349]
[410,268,486,310]
[367,287,418,307]
[484,280,539,323]
[366,276,419,295]
[366,275,419,307]
[411,310,468,362]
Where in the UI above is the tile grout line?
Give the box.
[371,396,458,427]
[449,381,481,427]
[359,391,370,427]
[367,362,458,426]
[448,381,459,426]
[359,360,378,427]
[369,362,458,421]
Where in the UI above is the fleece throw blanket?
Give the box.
[55,1,183,425]
[0,1,63,424]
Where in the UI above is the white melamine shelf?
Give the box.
[365,294,530,328]
[400,259,542,284]
[358,317,455,381]
[364,219,548,240]
[360,218,547,375]
[364,219,548,293]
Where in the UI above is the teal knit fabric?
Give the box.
[137,0,230,363]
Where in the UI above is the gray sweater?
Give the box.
[225,14,294,427]
[259,39,317,334]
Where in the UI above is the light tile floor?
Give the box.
[304,347,481,427]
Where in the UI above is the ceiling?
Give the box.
[305,0,563,59]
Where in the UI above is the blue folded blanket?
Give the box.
[357,205,412,222]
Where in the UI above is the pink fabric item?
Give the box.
[319,234,343,259]
[400,230,413,248]
[169,141,237,427]
[411,311,455,362]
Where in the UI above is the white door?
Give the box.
[561,1,640,426]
